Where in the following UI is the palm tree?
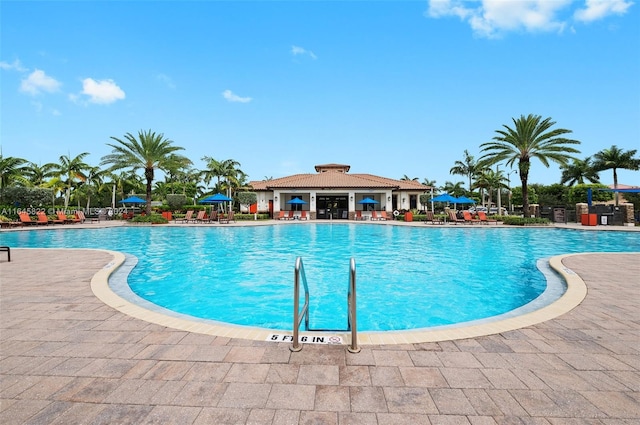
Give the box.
[450,149,480,192]
[163,154,193,194]
[23,162,56,188]
[400,174,419,181]
[479,114,580,215]
[593,145,640,205]
[101,130,187,215]
[442,181,465,198]
[473,169,508,209]
[50,153,90,209]
[0,155,29,204]
[560,157,600,186]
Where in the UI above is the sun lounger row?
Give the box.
[354,211,388,220]
[14,211,87,226]
[176,210,235,224]
[277,210,308,220]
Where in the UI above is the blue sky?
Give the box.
[2,0,639,188]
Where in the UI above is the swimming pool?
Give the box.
[3,224,639,332]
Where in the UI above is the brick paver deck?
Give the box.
[1,245,639,424]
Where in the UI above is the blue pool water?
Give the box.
[2,225,638,331]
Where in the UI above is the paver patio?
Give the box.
[0,235,638,423]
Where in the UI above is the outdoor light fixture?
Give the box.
[402,198,406,203]
[311,196,314,201]
[275,196,278,201]
[388,196,391,201]
[350,196,354,201]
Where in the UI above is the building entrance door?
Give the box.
[316,196,348,219]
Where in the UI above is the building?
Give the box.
[249,164,430,219]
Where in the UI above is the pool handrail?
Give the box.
[291,256,310,352]
[291,256,360,353]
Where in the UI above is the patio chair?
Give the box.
[18,212,42,225]
[287,210,294,220]
[37,211,63,225]
[194,210,207,223]
[477,211,498,225]
[447,210,465,225]
[277,211,287,220]
[178,210,194,223]
[424,211,444,224]
[57,211,81,224]
[462,211,480,224]
[354,210,365,221]
[379,211,388,220]
[300,211,308,220]
[371,211,380,221]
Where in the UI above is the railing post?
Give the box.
[291,257,303,352]
[347,257,360,353]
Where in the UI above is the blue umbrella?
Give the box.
[456,196,476,204]
[431,193,458,203]
[119,196,146,204]
[357,197,379,211]
[200,193,232,203]
[286,197,307,211]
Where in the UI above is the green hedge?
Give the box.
[501,216,551,226]
[131,214,169,224]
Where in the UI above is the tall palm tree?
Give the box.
[560,157,600,186]
[23,162,56,188]
[479,114,580,215]
[593,145,640,205]
[0,155,28,189]
[50,153,90,209]
[450,149,479,192]
[163,153,193,194]
[473,169,508,209]
[442,181,465,198]
[101,130,186,215]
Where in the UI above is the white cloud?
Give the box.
[156,73,176,89]
[426,0,633,38]
[80,78,125,104]
[291,45,317,60]
[574,0,633,22]
[0,59,28,72]
[222,89,252,103]
[20,69,61,95]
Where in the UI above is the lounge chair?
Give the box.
[226,211,235,223]
[287,210,294,220]
[379,211,388,220]
[75,210,98,223]
[37,211,63,225]
[178,210,194,223]
[300,211,308,220]
[57,211,81,224]
[462,211,480,224]
[447,210,465,225]
[424,211,444,224]
[477,211,498,225]
[277,211,288,220]
[354,210,365,221]
[371,211,380,221]
[194,210,207,223]
[19,212,44,225]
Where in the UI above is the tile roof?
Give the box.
[250,170,429,191]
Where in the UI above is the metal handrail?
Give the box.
[291,257,309,352]
[291,257,360,353]
[347,257,360,353]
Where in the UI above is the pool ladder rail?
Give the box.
[291,256,360,353]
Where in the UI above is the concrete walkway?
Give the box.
[1,248,639,424]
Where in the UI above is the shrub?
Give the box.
[131,214,168,224]
[166,194,187,210]
[501,216,551,226]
